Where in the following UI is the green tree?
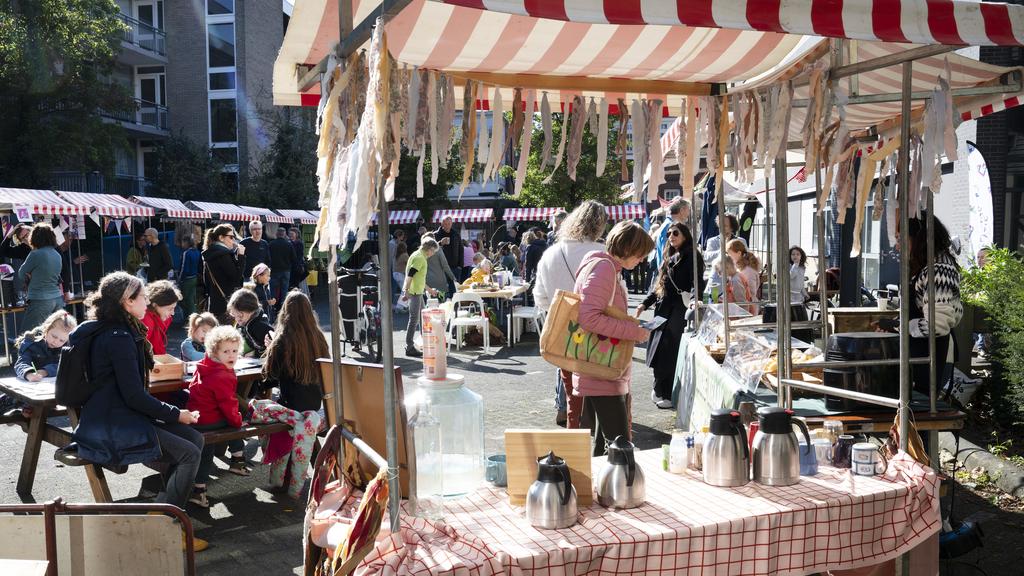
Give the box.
[241,107,319,209]
[0,0,133,187]
[146,133,227,202]
[501,113,626,208]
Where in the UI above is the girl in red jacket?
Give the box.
[187,325,249,508]
[142,280,181,355]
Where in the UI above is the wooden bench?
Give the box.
[53,421,294,503]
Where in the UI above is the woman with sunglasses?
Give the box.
[636,222,704,408]
[202,224,246,323]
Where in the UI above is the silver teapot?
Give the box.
[752,407,812,486]
[595,436,645,509]
[703,409,750,487]
[525,451,577,529]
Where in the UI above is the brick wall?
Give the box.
[236,1,283,177]
[165,2,210,151]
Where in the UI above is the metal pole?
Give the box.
[764,177,773,302]
[691,190,702,329]
[896,57,913,576]
[376,184,401,533]
[774,156,793,408]
[717,170,730,352]
[927,187,939,466]
[816,165,829,344]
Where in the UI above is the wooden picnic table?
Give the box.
[0,359,265,499]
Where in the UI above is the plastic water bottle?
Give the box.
[410,397,443,520]
[669,430,689,473]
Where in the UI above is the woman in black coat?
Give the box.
[637,222,704,407]
[71,272,205,540]
[202,224,245,322]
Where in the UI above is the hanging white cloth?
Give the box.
[514,89,536,196]
[540,92,553,169]
[484,89,504,182]
[428,71,440,185]
[647,99,664,199]
[543,98,570,184]
[596,97,608,177]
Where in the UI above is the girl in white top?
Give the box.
[727,238,760,315]
[714,256,750,313]
[789,246,808,304]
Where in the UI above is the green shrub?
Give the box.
[962,247,1024,426]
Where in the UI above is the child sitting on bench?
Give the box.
[187,325,250,508]
[14,310,77,382]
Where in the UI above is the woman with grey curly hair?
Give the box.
[533,200,608,427]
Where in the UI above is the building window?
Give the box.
[212,146,238,166]
[209,72,236,90]
[207,0,234,15]
[210,98,237,143]
[207,23,235,68]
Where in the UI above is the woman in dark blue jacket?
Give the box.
[72,272,206,529]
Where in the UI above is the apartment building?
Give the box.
[53,0,286,195]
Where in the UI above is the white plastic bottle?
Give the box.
[669,430,689,473]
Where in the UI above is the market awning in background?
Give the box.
[187,201,258,222]
[371,209,421,225]
[239,205,294,224]
[606,203,645,221]
[56,191,155,218]
[276,209,319,225]
[432,208,493,223]
[130,196,212,221]
[504,207,562,222]
[0,188,89,216]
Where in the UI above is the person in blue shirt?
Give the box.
[178,235,202,317]
[17,224,67,330]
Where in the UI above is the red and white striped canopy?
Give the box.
[606,203,646,221]
[371,210,422,225]
[275,0,1024,107]
[239,205,294,224]
[130,196,212,220]
[307,210,322,222]
[188,201,259,222]
[504,207,563,222]
[432,208,494,223]
[0,188,89,216]
[276,209,319,225]
[56,191,155,218]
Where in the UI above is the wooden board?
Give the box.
[828,307,898,333]
[504,429,593,507]
[318,358,414,498]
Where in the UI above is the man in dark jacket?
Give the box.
[522,230,549,283]
[432,216,460,294]
[144,228,172,281]
[288,228,307,291]
[240,220,269,278]
[269,227,294,310]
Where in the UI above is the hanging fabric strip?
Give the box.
[675,101,687,194]
[683,97,697,200]
[514,89,536,197]
[460,81,479,195]
[615,98,630,182]
[705,97,720,178]
[567,95,586,181]
[544,98,570,184]
[872,154,890,221]
[427,71,440,184]
[540,92,553,170]
[506,88,524,156]
[416,143,426,198]
[406,65,420,147]
[886,154,898,246]
[717,96,729,198]
[631,99,647,200]
[910,136,924,217]
[729,94,742,181]
[477,89,490,166]
[596,97,608,177]
[316,53,337,135]
[850,140,894,257]
[647,99,665,199]
[486,89,505,182]
[755,90,769,171]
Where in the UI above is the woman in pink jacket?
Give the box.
[573,221,654,456]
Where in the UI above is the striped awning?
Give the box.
[239,205,295,224]
[187,201,259,222]
[504,207,563,222]
[276,209,319,225]
[371,209,421,225]
[0,188,89,216]
[432,208,493,223]
[130,196,212,220]
[56,191,155,218]
[606,203,645,221]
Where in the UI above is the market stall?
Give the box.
[186,201,258,224]
[239,205,295,225]
[55,190,156,274]
[274,0,1024,573]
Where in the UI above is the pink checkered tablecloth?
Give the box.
[356,449,939,575]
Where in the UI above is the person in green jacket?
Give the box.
[126,234,148,278]
[400,238,439,357]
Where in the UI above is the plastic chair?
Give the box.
[448,292,489,352]
[509,306,545,346]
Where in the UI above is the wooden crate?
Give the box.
[149,355,184,382]
[504,429,593,507]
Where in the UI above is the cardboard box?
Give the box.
[150,354,185,382]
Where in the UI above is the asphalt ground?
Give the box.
[0,291,672,575]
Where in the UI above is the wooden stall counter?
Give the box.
[828,306,898,333]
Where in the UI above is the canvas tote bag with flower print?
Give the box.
[540,259,637,380]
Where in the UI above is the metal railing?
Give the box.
[117,12,166,56]
[100,97,169,131]
[50,172,152,196]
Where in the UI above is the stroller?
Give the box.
[338,262,382,361]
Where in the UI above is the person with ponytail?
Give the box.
[71,272,208,550]
[727,238,761,314]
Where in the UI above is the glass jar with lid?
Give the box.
[410,373,485,496]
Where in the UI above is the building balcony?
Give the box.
[101,98,170,138]
[116,12,167,65]
[51,172,152,197]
